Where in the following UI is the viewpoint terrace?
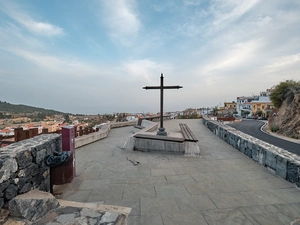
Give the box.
[54,118,300,225]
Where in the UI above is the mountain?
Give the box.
[0,101,65,115]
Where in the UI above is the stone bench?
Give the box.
[179,123,198,142]
[133,124,145,129]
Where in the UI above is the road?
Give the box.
[227,119,300,156]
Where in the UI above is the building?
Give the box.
[224,101,236,110]
[236,96,258,116]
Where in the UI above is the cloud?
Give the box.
[98,0,141,46]
[210,0,259,27]
[0,1,63,36]
[262,54,300,74]
[121,59,173,81]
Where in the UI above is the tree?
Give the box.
[242,111,250,117]
[255,110,263,117]
[270,80,300,108]
[64,114,71,124]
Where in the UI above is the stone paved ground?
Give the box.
[57,119,300,225]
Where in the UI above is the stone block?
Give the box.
[5,184,18,200]
[9,189,59,222]
[276,155,288,179]
[0,158,18,183]
[15,150,32,169]
[287,161,300,183]
[252,148,259,162]
[265,150,277,169]
[35,149,47,165]
[258,148,266,166]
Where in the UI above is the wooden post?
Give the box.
[14,127,24,142]
[29,128,38,138]
[42,128,49,134]
[24,130,29,140]
[79,126,83,136]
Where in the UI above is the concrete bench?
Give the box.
[133,124,145,129]
[179,123,198,142]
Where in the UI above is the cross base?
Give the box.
[157,127,167,136]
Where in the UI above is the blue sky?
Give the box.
[0,0,299,114]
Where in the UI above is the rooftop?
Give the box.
[56,119,300,225]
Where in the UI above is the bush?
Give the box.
[291,133,299,139]
[270,125,279,133]
[270,80,300,108]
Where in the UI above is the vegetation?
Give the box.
[178,112,198,119]
[242,111,250,117]
[255,110,263,117]
[0,100,65,116]
[270,80,300,108]
[270,124,280,133]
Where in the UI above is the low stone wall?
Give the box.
[75,124,111,149]
[202,116,300,186]
[74,122,136,149]
[0,134,62,208]
[123,120,158,150]
[110,120,137,128]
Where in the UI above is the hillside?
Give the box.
[269,90,300,139]
[0,101,65,115]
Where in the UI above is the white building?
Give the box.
[236,96,258,116]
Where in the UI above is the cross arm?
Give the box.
[143,85,183,90]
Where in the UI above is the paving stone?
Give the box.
[174,167,200,175]
[185,182,219,194]
[175,194,217,212]
[202,208,253,225]
[272,203,300,219]
[139,176,167,186]
[78,180,110,190]
[88,186,123,202]
[140,197,180,215]
[123,186,155,200]
[128,215,163,225]
[270,188,300,203]
[155,184,190,197]
[104,199,140,216]
[239,190,287,205]
[165,174,196,184]
[207,192,252,209]
[60,190,92,202]
[151,168,177,176]
[245,212,294,225]
[162,212,208,225]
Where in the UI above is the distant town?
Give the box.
[0,87,274,147]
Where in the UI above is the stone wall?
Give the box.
[202,117,300,187]
[75,124,111,149]
[110,120,137,128]
[0,134,61,208]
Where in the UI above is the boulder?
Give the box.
[8,189,59,222]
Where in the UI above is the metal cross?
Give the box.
[143,73,183,136]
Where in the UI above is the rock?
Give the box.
[0,198,4,208]
[15,150,32,169]
[8,189,59,222]
[291,217,300,225]
[4,184,18,200]
[0,208,10,225]
[0,158,18,183]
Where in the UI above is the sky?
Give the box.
[0,0,299,115]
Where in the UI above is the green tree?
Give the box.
[64,114,71,124]
[270,80,300,108]
[255,110,263,117]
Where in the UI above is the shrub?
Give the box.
[270,125,279,132]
